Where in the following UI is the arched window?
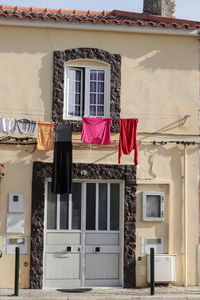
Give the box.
[52,48,121,132]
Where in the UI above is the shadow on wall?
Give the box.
[138,117,190,142]
[122,34,196,71]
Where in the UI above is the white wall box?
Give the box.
[6,214,25,233]
[142,192,164,221]
[8,193,23,213]
[141,237,165,254]
[3,236,28,254]
[147,254,176,282]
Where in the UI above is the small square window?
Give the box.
[63,65,110,120]
[142,192,164,222]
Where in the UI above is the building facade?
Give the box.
[0,2,199,288]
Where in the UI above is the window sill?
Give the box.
[62,117,119,132]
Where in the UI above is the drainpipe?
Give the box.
[184,144,188,286]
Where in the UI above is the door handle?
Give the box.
[66,246,72,252]
[55,253,69,258]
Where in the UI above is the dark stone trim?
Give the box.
[52,48,121,132]
[30,161,136,288]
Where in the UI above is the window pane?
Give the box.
[75,106,80,116]
[68,68,82,117]
[98,70,104,81]
[99,183,107,230]
[90,94,96,105]
[69,80,75,93]
[98,94,104,105]
[98,82,104,93]
[68,101,80,117]
[86,183,96,230]
[90,106,96,116]
[72,183,82,230]
[90,82,96,93]
[69,69,75,80]
[89,69,105,117]
[146,195,161,218]
[97,106,104,116]
[110,184,120,230]
[90,70,97,80]
[68,105,75,116]
[60,194,69,229]
[75,94,80,105]
[68,93,74,104]
[47,182,57,229]
[76,81,81,93]
[76,70,81,81]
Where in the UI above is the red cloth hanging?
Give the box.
[118,118,138,165]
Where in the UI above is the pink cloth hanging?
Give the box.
[81,118,112,145]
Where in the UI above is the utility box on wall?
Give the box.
[147,254,176,282]
[142,192,164,222]
[141,237,165,254]
[8,193,23,213]
[3,237,28,254]
[6,214,24,233]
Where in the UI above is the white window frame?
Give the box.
[65,67,84,120]
[45,182,82,232]
[85,182,120,232]
[63,64,110,120]
[45,180,121,233]
[142,191,165,222]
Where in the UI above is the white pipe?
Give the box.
[0,18,198,36]
[184,145,188,286]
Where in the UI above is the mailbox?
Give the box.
[3,237,28,254]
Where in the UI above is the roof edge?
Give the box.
[0,17,198,37]
[112,9,200,25]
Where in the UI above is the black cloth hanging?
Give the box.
[51,123,72,194]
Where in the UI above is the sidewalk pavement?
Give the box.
[1,286,200,300]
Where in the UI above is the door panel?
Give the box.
[85,254,119,279]
[46,253,80,279]
[46,232,81,245]
[85,233,119,245]
[84,182,121,287]
[44,183,82,289]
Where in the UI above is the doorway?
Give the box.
[43,181,123,288]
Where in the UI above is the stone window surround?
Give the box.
[52,48,121,132]
[30,161,136,289]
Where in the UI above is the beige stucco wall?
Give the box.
[0,24,198,287]
[136,183,170,286]
[136,142,199,286]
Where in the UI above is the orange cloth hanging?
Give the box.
[37,121,55,150]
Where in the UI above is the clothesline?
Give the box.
[0,116,138,136]
[0,117,139,165]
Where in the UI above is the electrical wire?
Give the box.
[0,136,37,145]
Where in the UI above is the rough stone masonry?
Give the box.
[143,0,176,18]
